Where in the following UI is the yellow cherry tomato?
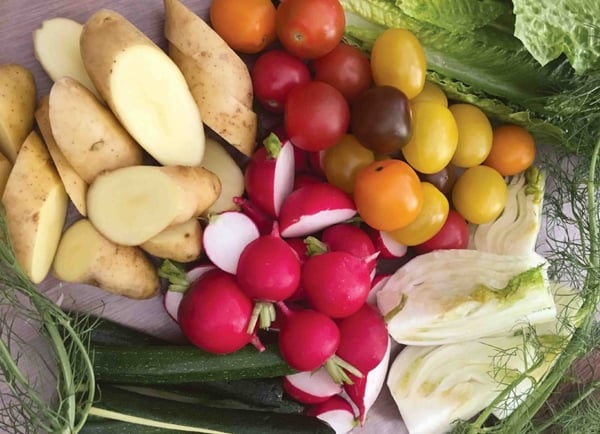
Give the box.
[323,134,375,194]
[387,182,449,246]
[402,102,458,174]
[411,81,448,107]
[370,28,426,99]
[452,165,508,224]
[449,103,493,168]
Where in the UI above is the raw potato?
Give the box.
[33,17,101,100]
[0,153,12,198]
[87,165,220,246]
[48,77,143,183]
[53,219,159,299]
[2,131,68,284]
[140,218,203,263]
[35,96,88,216]
[164,0,257,156]
[201,137,244,214]
[0,64,36,162]
[80,9,205,166]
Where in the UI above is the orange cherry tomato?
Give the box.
[353,159,423,231]
[210,0,277,54]
[484,124,536,176]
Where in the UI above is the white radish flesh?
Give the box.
[279,183,357,238]
[203,211,260,274]
[307,395,357,434]
[283,367,342,404]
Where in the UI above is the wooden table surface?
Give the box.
[0,1,406,432]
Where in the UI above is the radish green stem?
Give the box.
[325,355,363,385]
[304,236,329,256]
[158,260,190,293]
[263,133,283,159]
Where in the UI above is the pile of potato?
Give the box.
[0,0,252,298]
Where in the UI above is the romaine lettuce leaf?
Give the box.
[513,0,600,74]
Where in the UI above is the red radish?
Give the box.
[321,223,378,274]
[232,196,274,236]
[277,302,362,384]
[307,395,358,434]
[368,228,408,259]
[344,336,391,425]
[285,237,309,300]
[302,251,371,318]
[279,183,357,238]
[283,367,342,404]
[177,269,263,354]
[203,211,260,274]
[294,173,323,190]
[367,273,391,306]
[159,261,216,322]
[336,304,389,375]
[244,133,295,218]
[236,223,301,331]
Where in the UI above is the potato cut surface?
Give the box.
[2,131,68,283]
[87,165,184,246]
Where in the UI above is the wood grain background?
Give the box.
[0,1,406,433]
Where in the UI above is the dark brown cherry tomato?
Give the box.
[418,164,458,196]
[312,43,373,102]
[350,85,412,155]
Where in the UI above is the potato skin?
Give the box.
[0,64,36,162]
[140,218,203,263]
[54,219,160,299]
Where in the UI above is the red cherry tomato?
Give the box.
[251,49,311,113]
[312,43,373,102]
[413,210,469,254]
[285,81,350,152]
[275,0,345,60]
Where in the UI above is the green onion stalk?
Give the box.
[0,207,95,434]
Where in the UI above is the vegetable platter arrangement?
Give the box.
[0,0,599,433]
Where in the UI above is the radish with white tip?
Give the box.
[344,335,391,425]
[244,132,295,218]
[203,211,260,274]
[158,260,216,321]
[283,367,342,404]
[307,395,358,434]
[279,183,357,238]
[368,228,408,259]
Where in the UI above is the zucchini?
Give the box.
[192,378,296,409]
[93,344,295,384]
[81,418,176,434]
[87,385,335,434]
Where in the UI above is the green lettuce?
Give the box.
[513,0,600,74]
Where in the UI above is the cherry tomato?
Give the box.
[414,210,469,254]
[419,164,457,196]
[251,50,311,113]
[484,124,536,176]
[210,0,276,54]
[370,28,426,99]
[452,165,508,224]
[275,0,345,60]
[449,104,493,168]
[402,102,458,174]
[386,182,449,246]
[312,43,373,102]
[323,134,375,194]
[350,86,412,154]
[354,159,423,231]
[411,81,448,106]
[285,81,350,152]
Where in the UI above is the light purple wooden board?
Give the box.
[0,0,407,432]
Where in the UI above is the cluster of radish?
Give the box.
[160,127,414,431]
